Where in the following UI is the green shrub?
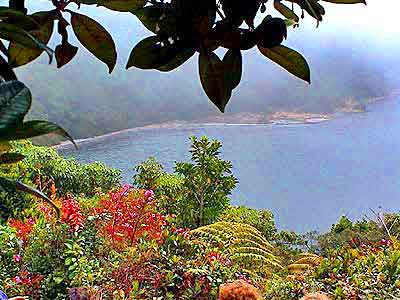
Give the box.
[218,205,277,240]
[317,214,400,254]
[133,137,238,229]
[133,157,165,190]
[15,141,121,197]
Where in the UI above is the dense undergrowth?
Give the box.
[1,137,399,300]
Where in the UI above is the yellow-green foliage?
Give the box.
[191,222,282,272]
[288,253,323,275]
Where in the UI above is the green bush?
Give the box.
[133,137,238,228]
[15,141,121,197]
[133,157,165,190]
[317,214,400,254]
[0,141,120,222]
[218,205,277,240]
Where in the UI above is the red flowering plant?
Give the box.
[61,194,84,232]
[93,185,167,250]
[8,218,35,245]
[7,271,44,298]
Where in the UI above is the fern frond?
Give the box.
[191,222,282,271]
[288,253,323,275]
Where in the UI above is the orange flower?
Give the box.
[219,280,262,300]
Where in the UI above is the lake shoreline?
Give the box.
[54,94,394,150]
[53,115,332,150]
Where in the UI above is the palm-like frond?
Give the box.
[191,222,282,271]
[288,253,322,274]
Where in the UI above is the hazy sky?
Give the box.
[17,0,400,137]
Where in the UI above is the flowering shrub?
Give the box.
[265,239,400,300]
[62,195,84,232]
[93,186,166,249]
[8,218,35,245]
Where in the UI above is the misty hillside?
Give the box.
[16,1,400,139]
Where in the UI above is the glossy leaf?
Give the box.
[301,0,324,23]
[274,1,299,22]
[9,11,55,67]
[0,152,25,164]
[126,36,193,71]
[97,0,146,11]
[71,12,117,73]
[0,7,40,30]
[0,81,31,130]
[55,42,79,68]
[0,23,47,50]
[0,120,77,148]
[223,49,242,90]
[258,45,311,83]
[0,177,60,218]
[199,52,231,113]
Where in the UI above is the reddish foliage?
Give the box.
[8,218,35,244]
[93,186,166,249]
[13,271,44,298]
[62,195,84,232]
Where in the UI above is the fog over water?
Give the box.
[16,0,400,138]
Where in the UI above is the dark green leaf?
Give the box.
[71,12,117,73]
[0,177,60,218]
[157,48,195,72]
[273,1,299,22]
[55,42,79,68]
[0,80,31,130]
[258,45,310,83]
[301,0,324,24]
[126,36,193,71]
[9,11,55,67]
[133,6,178,36]
[0,7,40,30]
[0,152,25,164]
[0,120,77,149]
[0,23,46,49]
[223,49,242,90]
[199,52,231,113]
[0,57,17,81]
[97,0,146,11]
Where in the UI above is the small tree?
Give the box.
[175,136,237,227]
[133,157,165,190]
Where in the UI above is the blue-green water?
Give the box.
[58,97,400,232]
